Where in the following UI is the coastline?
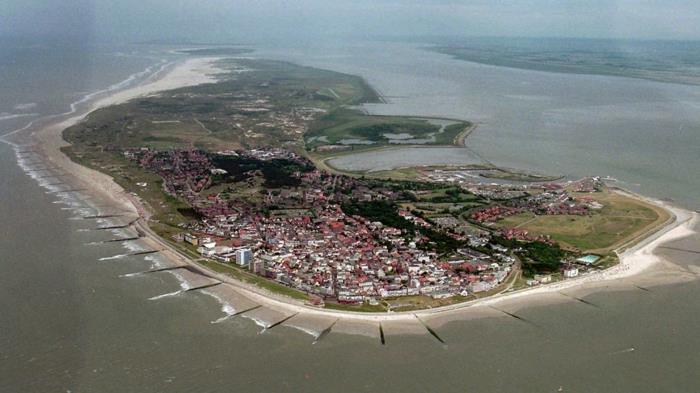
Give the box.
[28,57,223,213]
[19,56,700,329]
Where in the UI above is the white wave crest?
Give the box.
[143,254,167,269]
[122,240,146,253]
[0,112,39,121]
[1,58,169,146]
[200,289,238,323]
[148,290,183,300]
[241,314,269,331]
[99,254,127,261]
[286,324,322,340]
[119,271,145,278]
[13,103,37,111]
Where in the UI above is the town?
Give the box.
[124,147,609,308]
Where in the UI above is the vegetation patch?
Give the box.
[494,190,668,253]
[212,155,313,188]
[305,109,470,149]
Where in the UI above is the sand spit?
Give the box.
[15,54,700,332]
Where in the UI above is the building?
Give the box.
[183,233,199,246]
[252,259,265,274]
[197,240,217,257]
[534,274,552,284]
[564,267,579,278]
[576,255,601,266]
[236,248,253,266]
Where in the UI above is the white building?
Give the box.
[235,248,253,266]
[534,274,552,283]
[197,240,217,257]
[564,267,579,278]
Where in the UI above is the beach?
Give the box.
[15,58,222,213]
[13,55,700,334]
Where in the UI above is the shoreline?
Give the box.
[19,56,700,325]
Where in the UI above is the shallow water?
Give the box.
[328,146,483,171]
[257,41,700,211]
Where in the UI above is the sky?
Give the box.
[2,0,700,44]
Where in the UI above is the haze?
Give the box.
[3,0,700,44]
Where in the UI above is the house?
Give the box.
[534,274,552,284]
[183,233,199,246]
[564,267,579,278]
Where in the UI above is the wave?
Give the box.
[285,324,322,340]
[241,314,269,331]
[119,271,145,278]
[13,103,37,111]
[99,254,128,261]
[148,269,193,300]
[610,347,635,355]
[148,290,184,300]
[66,207,95,219]
[0,57,171,146]
[171,270,192,290]
[10,147,101,219]
[0,112,39,121]
[94,217,112,226]
[210,315,233,324]
[121,240,146,253]
[199,289,238,323]
[65,59,170,115]
[144,254,167,269]
[0,121,36,145]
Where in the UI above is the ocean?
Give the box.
[1,39,700,392]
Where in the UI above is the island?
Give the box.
[61,57,670,313]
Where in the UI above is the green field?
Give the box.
[495,190,669,253]
[197,260,310,301]
[63,59,382,154]
[305,109,470,149]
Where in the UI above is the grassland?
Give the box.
[494,189,670,253]
[63,59,383,153]
[198,260,310,301]
[304,109,471,150]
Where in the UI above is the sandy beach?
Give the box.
[21,58,223,213]
[14,55,700,333]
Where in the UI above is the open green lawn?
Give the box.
[197,259,309,301]
[495,190,670,253]
[323,301,388,313]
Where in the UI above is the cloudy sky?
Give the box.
[2,0,700,43]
